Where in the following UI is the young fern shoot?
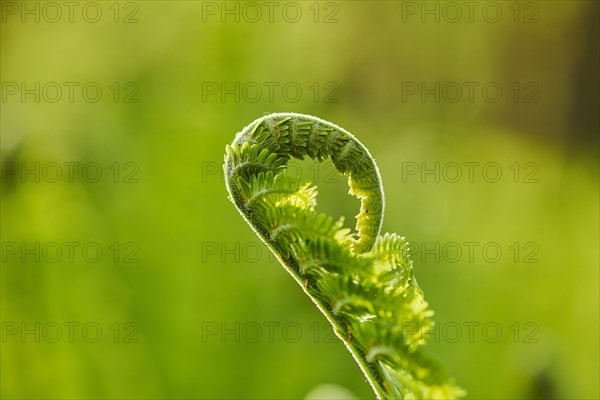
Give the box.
[224,113,464,400]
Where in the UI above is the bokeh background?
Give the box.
[1,1,598,399]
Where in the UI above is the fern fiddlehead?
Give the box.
[224,113,464,399]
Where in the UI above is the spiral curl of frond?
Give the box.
[224,113,464,400]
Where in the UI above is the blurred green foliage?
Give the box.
[1,1,598,399]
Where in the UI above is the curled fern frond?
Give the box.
[224,113,464,400]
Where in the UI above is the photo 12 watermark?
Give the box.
[1,82,140,103]
[201,81,339,104]
[1,2,140,23]
[201,159,343,184]
[201,241,294,264]
[400,162,539,183]
[1,241,140,264]
[398,2,540,24]
[1,161,140,184]
[408,241,540,264]
[201,1,339,24]
[2,321,140,343]
[401,81,540,104]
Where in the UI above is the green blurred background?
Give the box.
[1,1,598,399]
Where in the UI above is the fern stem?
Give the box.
[224,113,464,400]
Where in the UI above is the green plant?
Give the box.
[223,113,464,399]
